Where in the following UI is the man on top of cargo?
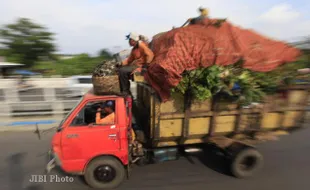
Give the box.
[118,32,154,95]
[181,7,209,27]
[95,101,115,125]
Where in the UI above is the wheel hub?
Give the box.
[239,156,257,171]
[94,165,116,182]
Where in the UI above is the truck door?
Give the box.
[61,99,121,162]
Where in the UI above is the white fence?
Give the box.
[0,78,137,122]
[0,77,82,124]
[0,88,79,118]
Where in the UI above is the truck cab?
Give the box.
[49,90,133,189]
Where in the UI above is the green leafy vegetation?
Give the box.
[172,56,309,106]
[32,53,113,76]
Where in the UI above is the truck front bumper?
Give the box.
[46,149,61,173]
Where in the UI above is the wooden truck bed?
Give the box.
[135,83,310,148]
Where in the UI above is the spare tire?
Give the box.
[230,148,263,178]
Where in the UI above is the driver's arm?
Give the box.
[95,111,102,124]
[96,110,115,124]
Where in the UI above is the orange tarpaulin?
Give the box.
[144,18,301,102]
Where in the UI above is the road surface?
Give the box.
[0,126,310,190]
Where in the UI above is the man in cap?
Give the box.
[118,32,154,95]
[95,100,115,125]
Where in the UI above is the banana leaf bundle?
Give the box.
[171,57,309,106]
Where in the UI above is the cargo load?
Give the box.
[92,60,121,95]
[144,18,302,102]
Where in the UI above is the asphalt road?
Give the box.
[0,126,310,190]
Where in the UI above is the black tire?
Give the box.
[84,156,125,189]
[230,148,263,178]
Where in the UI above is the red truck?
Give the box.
[45,83,309,189]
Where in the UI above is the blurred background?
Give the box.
[0,1,309,190]
[0,16,133,126]
[0,0,309,126]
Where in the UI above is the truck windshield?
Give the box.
[57,97,83,129]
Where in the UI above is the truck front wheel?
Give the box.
[84,156,125,189]
[230,148,263,178]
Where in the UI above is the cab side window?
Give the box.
[70,100,116,127]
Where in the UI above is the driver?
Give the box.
[95,101,115,125]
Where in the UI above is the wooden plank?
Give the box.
[133,73,145,83]
[144,84,310,148]
[278,84,310,90]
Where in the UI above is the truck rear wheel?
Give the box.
[84,156,125,189]
[230,148,263,178]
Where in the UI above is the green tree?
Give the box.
[98,48,113,59]
[0,18,56,66]
[292,36,310,66]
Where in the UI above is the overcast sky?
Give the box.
[0,0,309,55]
